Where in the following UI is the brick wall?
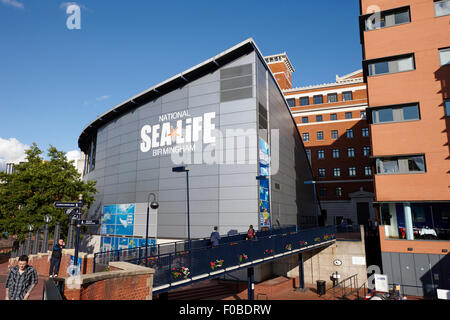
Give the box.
[8,249,94,277]
[63,262,154,300]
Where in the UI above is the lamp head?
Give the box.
[150,201,159,210]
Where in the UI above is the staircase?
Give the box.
[159,279,246,300]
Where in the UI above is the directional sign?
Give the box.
[54,202,81,208]
[79,220,99,226]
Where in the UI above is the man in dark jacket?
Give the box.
[49,239,65,278]
[210,226,220,247]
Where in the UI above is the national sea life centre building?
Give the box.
[77,39,318,251]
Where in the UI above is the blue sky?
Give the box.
[0,0,363,166]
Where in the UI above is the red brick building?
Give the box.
[265,54,375,227]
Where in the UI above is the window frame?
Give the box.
[371,102,421,125]
[328,93,338,103]
[363,6,411,31]
[317,131,324,141]
[366,53,416,77]
[375,154,427,175]
[330,113,338,121]
[346,129,354,138]
[434,0,450,17]
[342,91,353,102]
[313,95,324,105]
[286,98,296,108]
[302,132,310,142]
[300,97,310,106]
[439,47,450,66]
[331,130,338,139]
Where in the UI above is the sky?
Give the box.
[0,0,363,169]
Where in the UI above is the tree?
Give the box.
[0,143,97,241]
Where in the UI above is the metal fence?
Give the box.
[128,226,336,289]
[332,274,359,299]
[93,225,299,272]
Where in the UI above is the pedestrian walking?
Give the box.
[49,239,65,278]
[210,226,221,247]
[5,255,38,300]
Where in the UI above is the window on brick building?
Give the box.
[435,0,450,17]
[318,150,325,159]
[319,188,327,197]
[363,146,371,157]
[361,111,367,119]
[335,187,343,197]
[331,130,338,139]
[342,92,353,101]
[439,47,450,66]
[348,148,355,158]
[328,93,338,103]
[287,98,296,108]
[300,97,310,106]
[349,167,357,176]
[332,149,340,159]
[368,54,415,76]
[302,117,309,123]
[317,131,324,140]
[365,166,373,176]
[303,133,309,142]
[445,99,450,117]
[365,6,411,30]
[313,95,323,105]
[333,168,341,177]
[346,129,354,138]
[306,150,311,163]
[330,113,337,121]
[376,155,426,174]
[316,115,323,122]
[345,112,353,119]
[372,103,420,124]
[318,168,326,178]
[362,128,369,137]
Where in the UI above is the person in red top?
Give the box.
[246,225,256,240]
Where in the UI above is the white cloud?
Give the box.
[0,137,29,171]
[1,0,24,9]
[96,95,110,101]
[66,150,81,163]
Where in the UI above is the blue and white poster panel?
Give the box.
[101,204,135,236]
[259,138,271,229]
[69,256,82,276]
[100,237,156,252]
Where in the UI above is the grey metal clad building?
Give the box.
[78,39,318,245]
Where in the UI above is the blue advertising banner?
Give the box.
[101,203,135,236]
[259,138,271,229]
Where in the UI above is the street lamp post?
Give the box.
[25,224,33,255]
[73,194,83,274]
[145,193,159,267]
[172,166,191,249]
[41,214,52,253]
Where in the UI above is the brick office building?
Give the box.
[359,0,450,297]
[265,54,375,227]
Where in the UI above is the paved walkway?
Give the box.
[0,261,45,300]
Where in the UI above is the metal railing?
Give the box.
[93,225,299,272]
[332,274,359,300]
[128,226,336,292]
[42,280,64,300]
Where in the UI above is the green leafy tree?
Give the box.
[0,143,97,241]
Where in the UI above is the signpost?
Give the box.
[54,195,84,275]
[79,220,99,226]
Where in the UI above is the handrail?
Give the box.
[42,280,63,300]
[93,225,299,272]
[332,274,359,300]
